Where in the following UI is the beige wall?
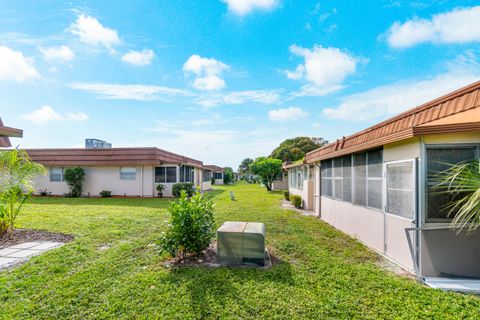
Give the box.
[423,131,480,144]
[383,138,420,162]
[287,166,314,211]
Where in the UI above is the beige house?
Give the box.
[25,147,210,198]
[0,117,22,147]
[283,161,315,211]
[304,81,480,280]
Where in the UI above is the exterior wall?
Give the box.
[287,167,314,211]
[420,229,480,278]
[201,181,212,191]
[272,172,288,190]
[423,131,480,144]
[383,138,420,162]
[34,165,156,197]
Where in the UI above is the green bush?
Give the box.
[99,190,112,198]
[291,195,302,208]
[283,191,290,201]
[63,167,85,198]
[159,190,215,258]
[172,183,194,198]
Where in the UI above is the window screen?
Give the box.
[155,167,165,183]
[353,153,367,206]
[50,167,63,181]
[120,167,136,180]
[386,161,414,219]
[166,167,177,183]
[181,166,195,182]
[342,155,352,202]
[367,149,383,209]
[321,160,333,197]
[426,146,477,221]
[333,157,343,200]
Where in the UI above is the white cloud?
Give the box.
[323,71,480,122]
[66,112,88,122]
[387,6,480,48]
[121,49,155,66]
[287,44,357,96]
[0,46,40,82]
[69,14,121,48]
[69,82,191,101]
[268,107,308,121]
[222,0,278,16]
[40,45,75,62]
[196,90,281,107]
[183,55,229,90]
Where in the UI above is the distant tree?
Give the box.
[270,137,328,162]
[238,158,253,178]
[223,167,234,184]
[249,157,282,191]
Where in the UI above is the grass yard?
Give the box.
[0,182,479,319]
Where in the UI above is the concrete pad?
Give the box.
[10,242,42,249]
[29,242,63,250]
[0,257,19,268]
[0,248,21,256]
[7,249,41,258]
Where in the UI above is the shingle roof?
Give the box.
[24,147,204,167]
[0,117,23,147]
[306,80,480,163]
[204,165,224,172]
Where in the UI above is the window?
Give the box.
[213,172,223,179]
[426,146,477,221]
[203,170,211,182]
[367,149,383,209]
[50,167,64,181]
[386,161,415,219]
[333,157,343,200]
[297,170,303,190]
[180,166,195,182]
[342,155,352,202]
[155,166,177,183]
[353,153,367,206]
[308,165,314,180]
[120,167,136,180]
[321,159,332,197]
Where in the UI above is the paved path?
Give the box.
[0,241,63,269]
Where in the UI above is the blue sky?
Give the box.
[1,0,480,167]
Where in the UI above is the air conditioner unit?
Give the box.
[217,221,266,266]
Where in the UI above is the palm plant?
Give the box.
[0,149,45,236]
[432,160,480,232]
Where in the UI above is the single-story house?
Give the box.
[25,147,209,197]
[305,81,480,279]
[283,160,315,211]
[204,165,224,185]
[0,117,23,147]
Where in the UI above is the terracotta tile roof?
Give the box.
[24,147,204,167]
[204,165,224,172]
[0,117,23,147]
[306,80,480,163]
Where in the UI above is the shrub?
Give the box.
[63,167,85,198]
[283,191,290,201]
[0,149,45,236]
[159,190,215,258]
[172,183,194,198]
[99,190,112,198]
[211,177,215,185]
[291,195,302,209]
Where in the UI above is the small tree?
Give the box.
[0,149,45,236]
[249,157,282,191]
[238,158,253,178]
[223,167,234,184]
[63,167,85,198]
[159,190,215,258]
[432,160,480,232]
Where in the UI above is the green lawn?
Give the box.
[0,183,479,319]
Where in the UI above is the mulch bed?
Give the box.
[163,241,277,269]
[0,229,74,249]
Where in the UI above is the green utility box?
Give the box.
[217,221,266,266]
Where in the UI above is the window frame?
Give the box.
[424,143,480,223]
[384,159,416,221]
[120,167,137,180]
[50,167,64,182]
[366,149,384,211]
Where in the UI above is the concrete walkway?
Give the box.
[0,241,63,270]
[281,199,317,217]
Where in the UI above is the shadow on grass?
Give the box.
[164,260,294,318]
[29,189,226,209]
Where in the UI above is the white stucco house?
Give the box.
[302,81,480,280]
[25,147,213,198]
[204,165,224,185]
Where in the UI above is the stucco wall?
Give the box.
[383,138,420,162]
[214,178,224,185]
[201,181,212,191]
